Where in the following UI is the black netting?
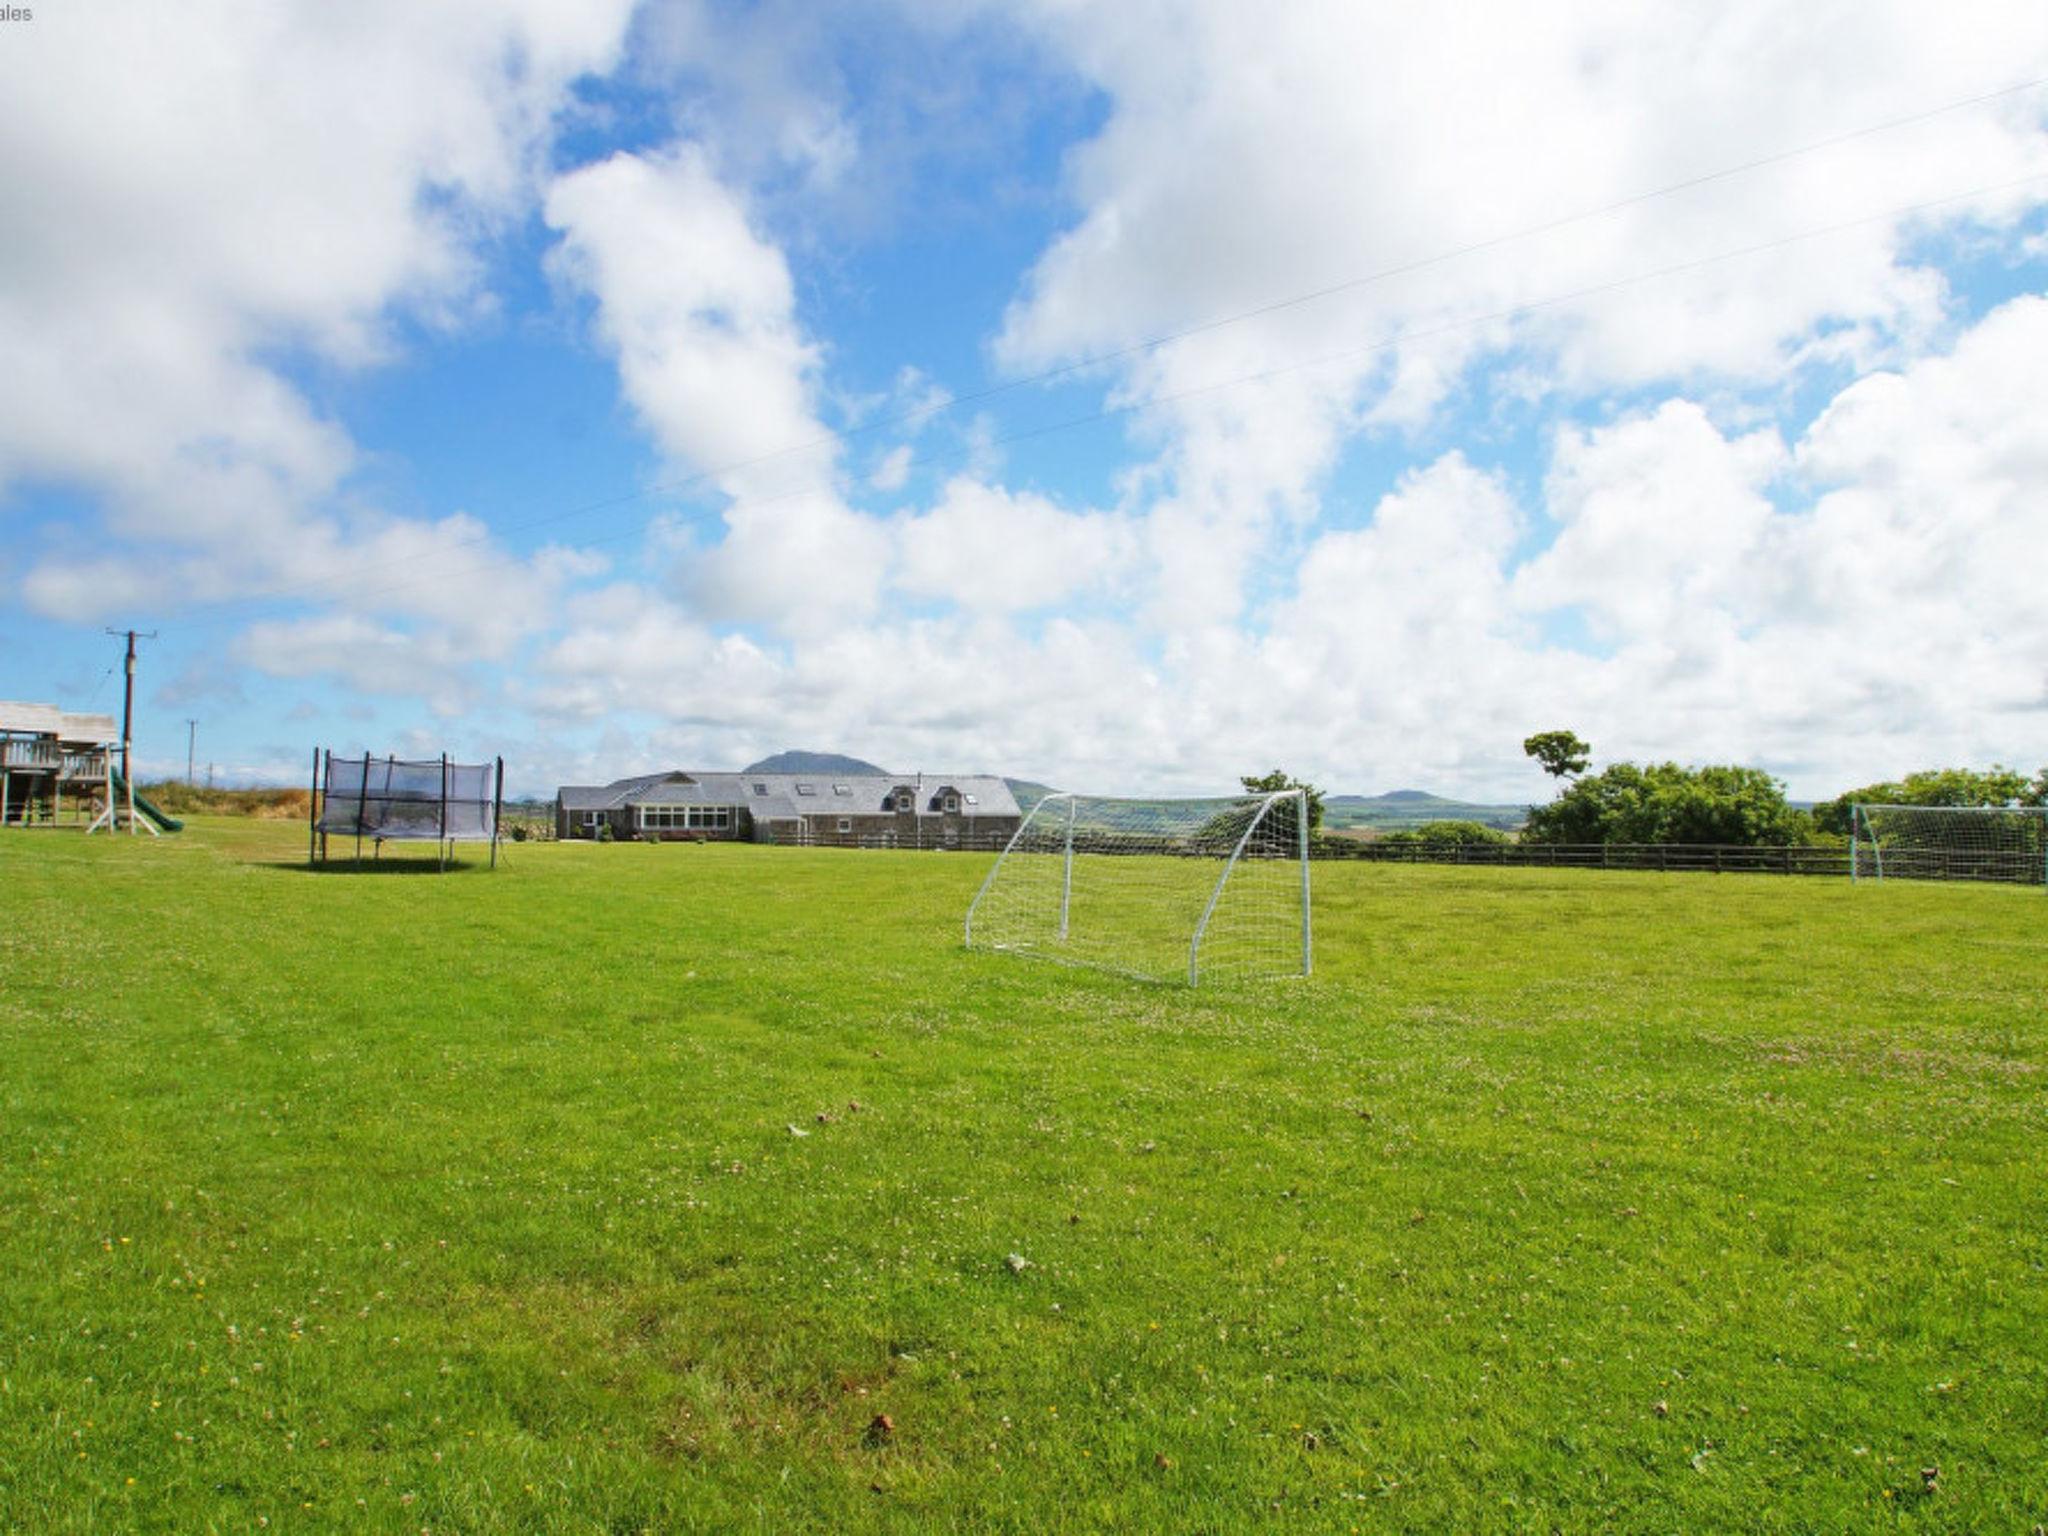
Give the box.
[317,754,499,841]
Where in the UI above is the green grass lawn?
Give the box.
[2,817,2044,1532]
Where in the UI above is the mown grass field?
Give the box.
[2,816,2044,1532]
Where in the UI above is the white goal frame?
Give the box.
[965,788,1312,984]
[1850,802,2048,889]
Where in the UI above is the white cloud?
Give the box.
[985,2,2048,635]
[894,476,1135,613]
[870,445,914,492]
[1001,3,2048,391]
[235,615,479,718]
[530,296,2048,801]
[1514,402,1788,638]
[0,0,635,543]
[546,143,833,502]
[0,0,638,704]
[545,140,894,631]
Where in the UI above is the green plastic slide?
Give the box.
[111,771,184,833]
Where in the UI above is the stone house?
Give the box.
[554,770,1024,850]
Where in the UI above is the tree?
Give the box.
[1523,762,1810,846]
[1385,819,1509,848]
[1523,730,1591,780]
[1810,766,2035,837]
[1239,769,1325,833]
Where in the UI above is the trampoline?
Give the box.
[310,750,504,869]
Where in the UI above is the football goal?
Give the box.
[965,789,1312,984]
[1850,803,2048,887]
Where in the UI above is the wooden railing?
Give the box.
[1313,840,2044,884]
[1314,840,1853,875]
[0,739,61,771]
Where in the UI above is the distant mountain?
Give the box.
[1005,777,1062,812]
[743,749,892,776]
[1323,789,1527,832]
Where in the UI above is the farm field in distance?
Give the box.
[2,817,2045,1531]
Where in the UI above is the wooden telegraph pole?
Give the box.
[104,627,156,833]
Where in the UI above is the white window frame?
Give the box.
[638,804,733,831]
[837,817,852,833]
[944,794,960,813]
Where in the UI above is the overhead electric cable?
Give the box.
[156,165,2048,633]
[150,72,2048,619]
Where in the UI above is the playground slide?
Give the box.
[111,771,184,833]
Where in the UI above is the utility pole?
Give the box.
[186,719,197,784]
[104,628,156,786]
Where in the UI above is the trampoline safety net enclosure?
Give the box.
[311,750,504,868]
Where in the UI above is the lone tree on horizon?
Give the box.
[1523,730,1591,780]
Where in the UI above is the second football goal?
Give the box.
[965,789,1312,984]
[1850,803,2048,887]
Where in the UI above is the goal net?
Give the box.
[965,790,1312,984]
[1851,803,2048,887]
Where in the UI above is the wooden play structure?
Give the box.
[0,701,180,835]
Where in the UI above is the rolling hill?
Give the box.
[742,749,892,776]
[1322,788,1528,832]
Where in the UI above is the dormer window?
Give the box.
[944,795,960,813]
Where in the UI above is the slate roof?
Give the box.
[556,771,1022,820]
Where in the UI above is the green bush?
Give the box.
[1524,762,1810,846]
[1386,819,1510,848]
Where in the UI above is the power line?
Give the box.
[141,71,2048,626]
[157,166,2048,633]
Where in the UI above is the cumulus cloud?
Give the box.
[983,2,2048,635]
[534,295,2048,799]
[1514,402,1788,638]
[1001,4,2048,389]
[894,477,1135,613]
[0,0,638,704]
[546,143,834,501]
[1,0,634,533]
[545,140,893,630]
[870,445,914,492]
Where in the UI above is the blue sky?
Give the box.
[3,3,2047,801]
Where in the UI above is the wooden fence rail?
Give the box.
[1314,840,1854,876]
[754,828,2037,884]
[1312,840,2044,884]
